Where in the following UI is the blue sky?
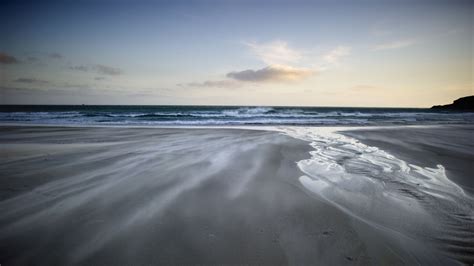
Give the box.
[1,0,472,106]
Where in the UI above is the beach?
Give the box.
[341,125,474,194]
[0,125,473,265]
[2,0,472,264]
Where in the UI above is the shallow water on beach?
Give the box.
[280,127,474,264]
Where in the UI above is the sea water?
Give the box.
[1,105,474,126]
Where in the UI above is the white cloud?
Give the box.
[226,65,313,82]
[244,40,302,65]
[182,41,347,87]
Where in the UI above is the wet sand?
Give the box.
[0,125,472,265]
[341,125,474,194]
[0,126,370,265]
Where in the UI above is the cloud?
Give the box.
[183,80,241,88]
[373,39,416,50]
[226,65,313,82]
[323,46,351,64]
[244,40,302,65]
[95,64,123,75]
[95,77,106,81]
[68,64,123,75]
[182,40,341,87]
[49,53,63,59]
[69,65,89,72]
[13,78,49,85]
[0,52,19,64]
[183,64,313,88]
[14,78,49,84]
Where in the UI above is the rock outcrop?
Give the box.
[431,95,474,111]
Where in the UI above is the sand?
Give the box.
[0,125,472,265]
[341,125,474,194]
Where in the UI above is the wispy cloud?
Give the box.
[0,52,19,64]
[182,80,241,88]
[244,40,302,65]
[227,65,313,82]
[69,65,89,72]
[323,46,351,64]
[95,64,123,75]
[373,39,417,51]
[14,78,49,84]
[68,64,123,75]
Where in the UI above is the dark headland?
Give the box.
[431,95,474,111]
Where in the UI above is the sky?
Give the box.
[0,0,472,107]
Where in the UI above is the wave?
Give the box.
[1,106,474,126]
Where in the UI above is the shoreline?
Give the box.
[0,121,457,131]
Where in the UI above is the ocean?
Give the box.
[1,105,474,126]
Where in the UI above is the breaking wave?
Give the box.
[1,105,474,126]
